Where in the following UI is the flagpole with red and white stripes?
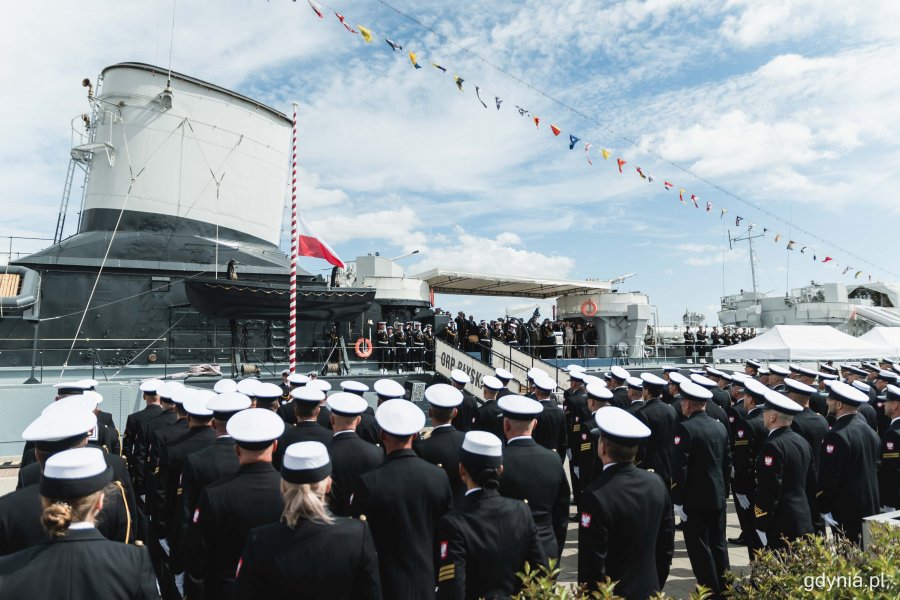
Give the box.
[289,102,300,374]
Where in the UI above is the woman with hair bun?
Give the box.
[0,447,159,599]
[237,441,381,599]
[436,431,547,600]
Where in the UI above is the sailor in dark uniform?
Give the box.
[683,327,695,357]
[785,378,829,476]
[744,359,761,377]
[753,389,816,551]
[871,370,898,434]
[157,392,218,578]
[563,370,591,498]
[687,374,733,437]
[531,376,567,461]
[578,406,674,599]
[849,380,880,431]
[731,378,769,556]
[132,381,182,505]
[124,379,164,479]
[237,441,382,599]
[82,390,122,457]
[301,379,332,430]
[350,399,453,600]
[0,447,159,599]
[186,408,285,598]
[393,322,408,373]
[608,366,630,409]
[879,385,900,512]
[253,381,284,414]
[18,382,97,469]
[1,408,134,555]
[817,381,882,545]
[474,375,505,439]
[436,430,546,599]
[145,387,190,538]
[497,395,570,562]
[671,381,732,597]
[634,373,677,487]
[576,383,614,484]
[274,373,310,425]
[624,376,644,415]
[704,368,733,412]
[273,386,332,469]
[768,365,789,392]
[135,382,182,498]
[661,366,680,403]
[493,367,515,398]
[376,321,391,374]
[424,323,437,370]
[414,384,467,502]
[810,372,836,417]
[324,393,384,517]
[356,379,399,446]
[449,368,480,432]
[173,391,250,595]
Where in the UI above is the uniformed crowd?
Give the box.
[443,312,598,360]
[683,325,758,357]
[1,356,898,600]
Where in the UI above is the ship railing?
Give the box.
[3,343,434,384]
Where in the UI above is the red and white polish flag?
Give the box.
[297,215,345,268]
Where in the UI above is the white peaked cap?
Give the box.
[450,369,471,385]
[482,376,504,391]
[213,379,238,394]
[254,383,283,399]
[226,408,286,444]
[341,380,370,393]
[373,379,404,398]
[325,392,369,416]
[207,392,252,414]
[139,379,164,393]
[594,406,651,445]
[425,384,463,408]
[375,399,425,436]
[23,409,97,442]
[236,378,261,396]
[461,430,503,457]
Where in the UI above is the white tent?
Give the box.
[859,327,900,357]
[712,325,886,361]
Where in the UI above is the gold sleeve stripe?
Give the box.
[580,443,592,451]
[883,452,899,459]
[573,424,580,432]
[113,480,133,544]
[754,506,767,518]
[439,564,455,574]
[734,441,749,446]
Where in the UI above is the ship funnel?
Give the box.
[78,63,291,248]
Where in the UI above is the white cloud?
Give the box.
[408,228,574,279]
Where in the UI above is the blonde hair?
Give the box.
[40,490,104,538]
[280,478,334,527]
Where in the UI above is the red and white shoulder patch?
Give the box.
[763,455,774,467]
[737,429,745,438]
[440,540,449,560]
[887,441,895,451]
[192,508,200,524]
[582,433,588,441]
[235,558,242,578]
[825,443,835,455]
[580,512,592,528]
[674,435,681,445]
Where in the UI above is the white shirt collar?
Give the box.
[507,435,532,443]
[432,423,453,430]
[465,487,483,496]
[68,522,95,530]
[891,416,900,426]
[603,461,627,471]
[769,425,787,437]
[333,429,356,437]
[630,399,643,404]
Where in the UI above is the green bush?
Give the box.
[513,560,712,600]
[725,523,900,599]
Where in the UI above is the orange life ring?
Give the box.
[354,337,374,359]
[581,299,599,318]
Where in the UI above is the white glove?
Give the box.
[674,504,687,522]
[883,506,896,513]
[736,494,750,510]
[159,538,171,556]
[756,529,768,547]
[573,466,580,478]
[821,512,838,527]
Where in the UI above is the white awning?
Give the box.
[412,268,612,299]
[712,325,885,361]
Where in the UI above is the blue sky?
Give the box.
[3,0,900,327]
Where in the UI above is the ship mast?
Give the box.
[730,228,764,295]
